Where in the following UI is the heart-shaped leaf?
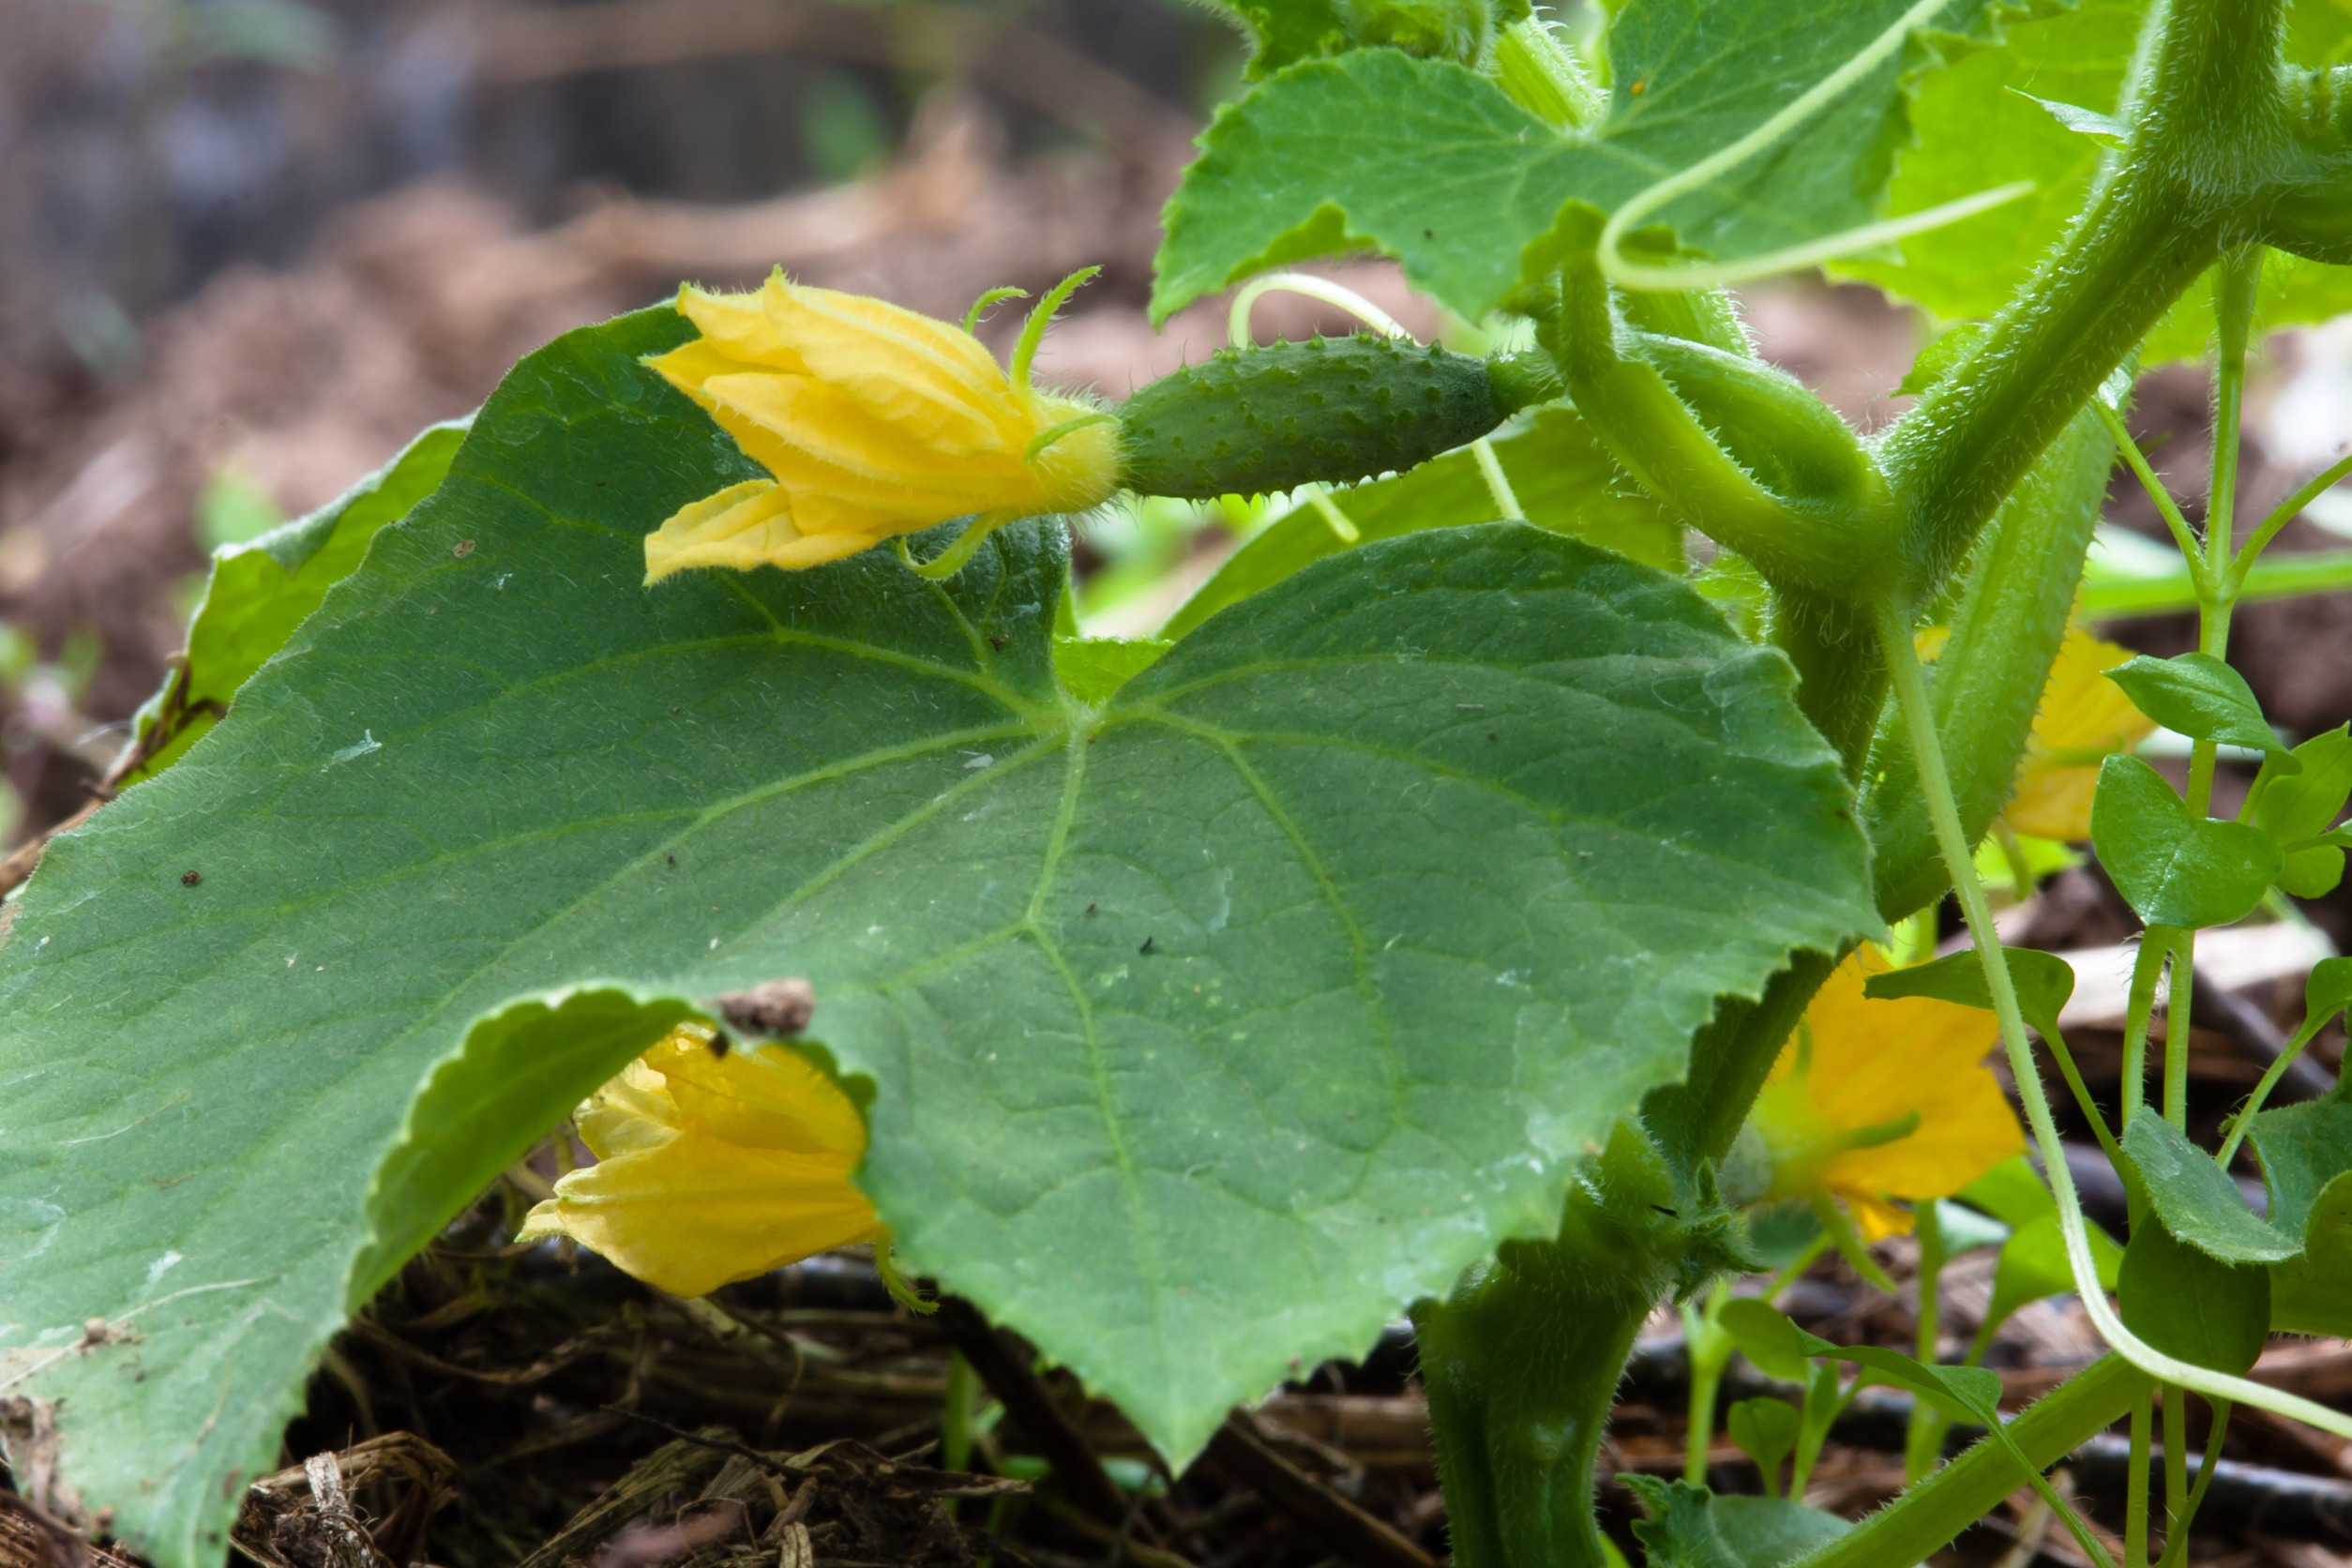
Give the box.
[0,308,1877,1565]
[2089,754,2282,928]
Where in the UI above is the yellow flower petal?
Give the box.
[520,1022,883,1300]
[641,275,1123,578]
[642,479,869,583]
[1751,948,2026,1223]
[2005,627,2154,842]
[674,283,807,373]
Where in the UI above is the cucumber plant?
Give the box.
[6,1,2352,1565]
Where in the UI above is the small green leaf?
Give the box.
[2103,653,2290,762]
[2255,727,2352,895]
[1163,406,1681,639]
[1625,1477,1747,1568]
[1720,1297,1815,1382]
[2279,844,2348,898]
[1862,944,2075,1040]
[2118,1219,2272,1375]
[2246,1087,2352,1240]
[1957,1153,2059,1229]
[1894,322,1989,397]
[1727,1397,1802,1490]
[121,421,468,783]
[1051,637,1171,705]
[2269,1170,2352,1336]
[1707,1497,1853,1568]
[1983,1213,2115,1342]
[1923,1195,2011,1258]
[2119,1114,2299,1264]
[2307,957,2352,1027]
[2254,727,2352,841]
[1811,1337,2005,1424]
[2089,755,2283,928]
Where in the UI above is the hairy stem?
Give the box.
[1788,1357,2148,1568]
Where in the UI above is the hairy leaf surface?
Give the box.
[1153,0,2021,323]
[0,309,1877,1565]
[1838,0,2352,358]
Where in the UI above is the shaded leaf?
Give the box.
[2256,726,2352,897]
[2247,1091,2352,1241]
[2269,1170,2352,1336]
[1983,1213,2111,1337]
[1624,1478,1746,1568]
[2118,1218,2271,1375]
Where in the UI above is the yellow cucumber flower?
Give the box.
[2004,626,2155,843]
[518,1021,883,1299]
[1748,948,2026,1241]
[640,269,1120,582]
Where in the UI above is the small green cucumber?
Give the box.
[1118,335,1531,500]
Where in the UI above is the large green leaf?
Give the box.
[0,308,1877,1564]
[1836,0,2352,358]
[1153,0,2024,323]
[120,421,468,784]
[1163,405,1681,639]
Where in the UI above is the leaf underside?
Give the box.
[0,308,1876,1566]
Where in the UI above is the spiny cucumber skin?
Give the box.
[1118,336,1507,500]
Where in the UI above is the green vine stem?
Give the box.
[1789,1356,2148,1568]
[1878,0,2284,597]
[1862,404,2115,918]
[1433,10,2316,1567]
[1415,1131,1693,1568]
[2128,1395,2155,1568]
